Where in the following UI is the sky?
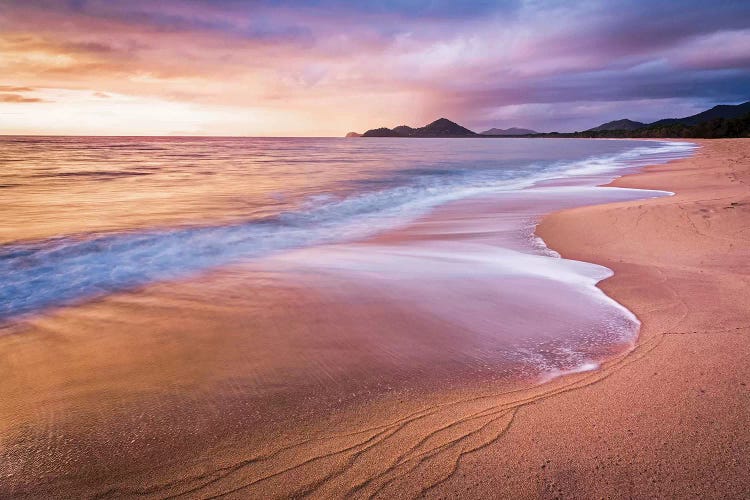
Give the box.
[1,0,749,136]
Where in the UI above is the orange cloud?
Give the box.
[0,93,45,103]
[0,85,36,92]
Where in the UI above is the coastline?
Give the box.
[2,139,748,498]
[301,138,750,498]
[454,137,750,498]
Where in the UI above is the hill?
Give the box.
[539,112,750,139]
[533,101,750,138]
[361,127,402,137]
[362,118,476,138]
[480,127,537,136]
[355,101,750,139]
[587,119,645,132]
[649,101,750,127]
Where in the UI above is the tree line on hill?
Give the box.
[544,113,749,139]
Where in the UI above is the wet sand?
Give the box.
[2,139,749,498]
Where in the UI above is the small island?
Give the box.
[361,118,476,137]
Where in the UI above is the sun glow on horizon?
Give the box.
[1,87,417,137]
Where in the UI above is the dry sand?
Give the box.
[1,139,748,498]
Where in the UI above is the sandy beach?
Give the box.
[431,137,750,498]
[516,138,750,498]
[1,139,748,498]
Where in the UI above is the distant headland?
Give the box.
[360,118,476,138]
[348,101,750,139]
[480,127,538,136]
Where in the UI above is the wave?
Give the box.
[0,140,696,321]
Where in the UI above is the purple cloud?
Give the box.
[1,0,748,133]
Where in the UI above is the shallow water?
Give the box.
[0,137,693,323]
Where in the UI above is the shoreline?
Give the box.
[490,138,750,497]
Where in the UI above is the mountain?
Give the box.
[587,119,645,132]
[643,113,750,138]
[361,127,402,137]
[392,125,416,136]
[345,131,362,138]
[536,109,750,139]
[584,101,750,133]
[357,101,750,139]
[535,100,750,138]
[418,118,476,137]
[649,101,750,127]
[480,127,537,136]
[362,118,476,138]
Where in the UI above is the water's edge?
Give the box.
[530,140,698,384]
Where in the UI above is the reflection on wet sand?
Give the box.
[2,183,664,497]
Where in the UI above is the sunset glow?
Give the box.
[1,1,749,135]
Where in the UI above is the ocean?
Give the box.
[0,136,693,327]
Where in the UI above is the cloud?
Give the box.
[0,85,35,92]
[0,93,46,103]
[0,0,748,134]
